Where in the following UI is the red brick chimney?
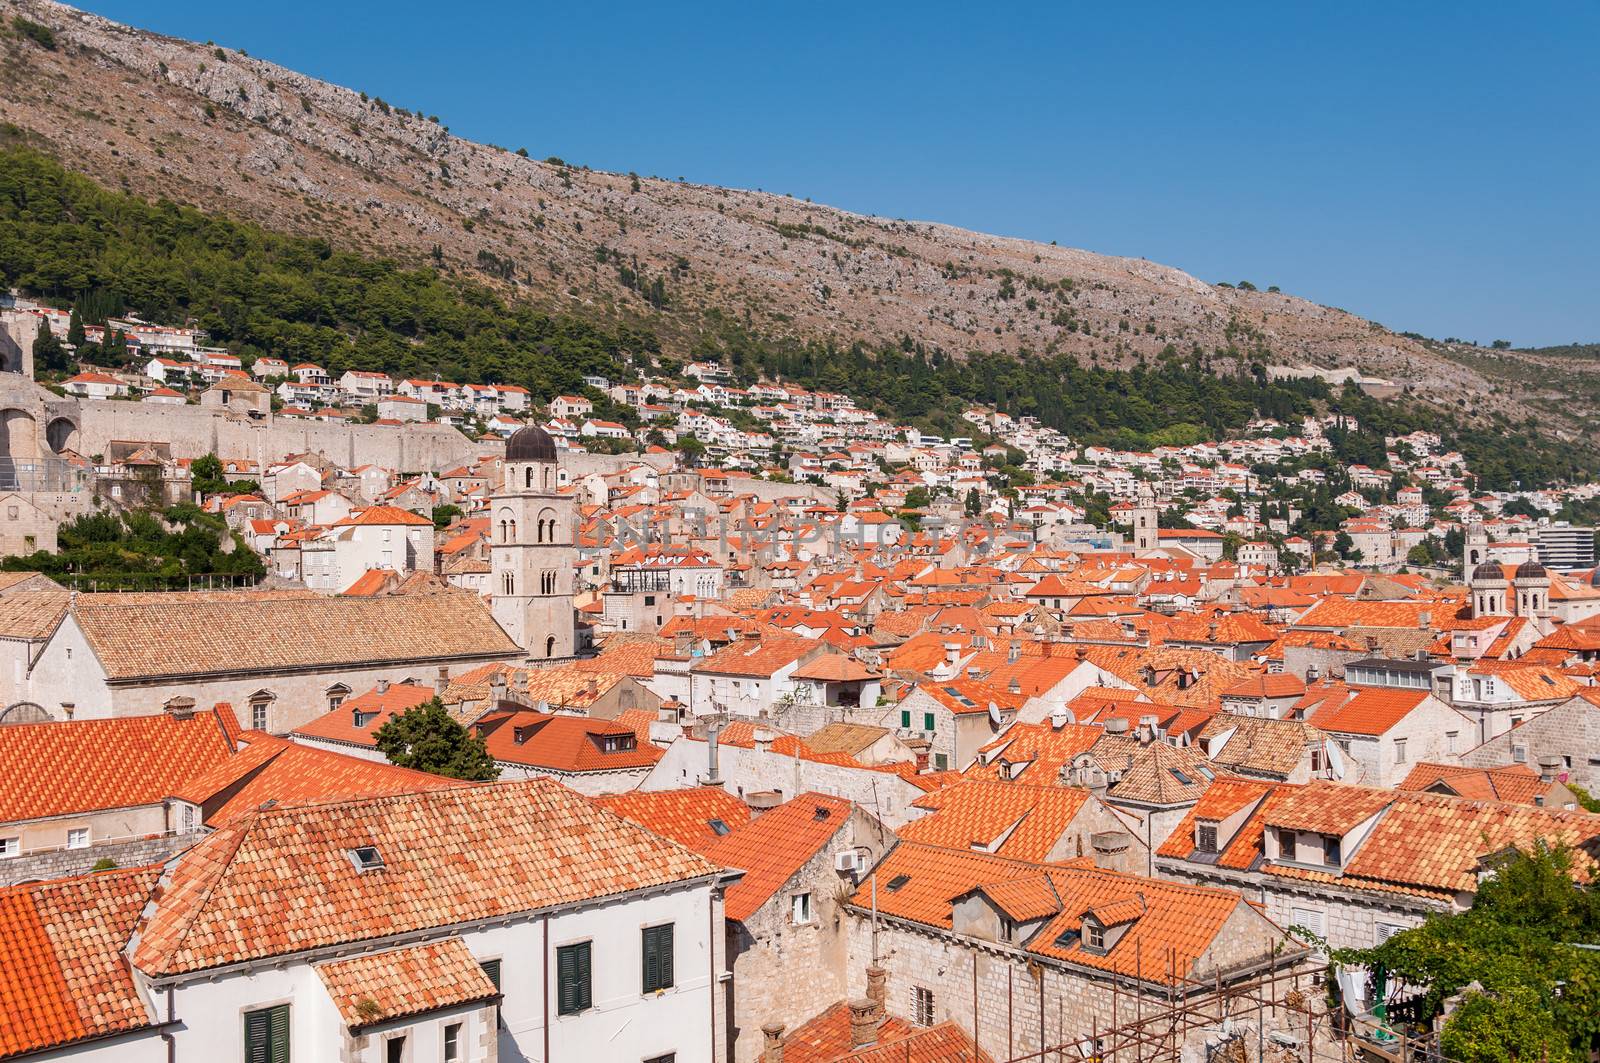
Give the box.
[865,965,887,1020]
[848,999,878,1048]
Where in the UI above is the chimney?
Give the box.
[762,1022,786,1063]
[586,676,599,697]
[1138,714,1159,745]
[943,642,960,667]
[1075,646,1087,661]
[848,998,878,1049]
[435,666,450,697]
[1050,708,1070,730]
[1008,677,1022,695]
[1538,755,1561,783]
[967,666,983,680]
[865,965,887,1019]
[702,722,723,786]
[1008,638,1021,663]
[376,678,390,695]
[1306,664,1321,682]
[675,630,693,657]
[1418,610,1432,629]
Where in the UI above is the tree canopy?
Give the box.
[1332,846,1600,1063]
[373,699,499,781]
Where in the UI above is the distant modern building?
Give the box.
[1535,523,1596,571]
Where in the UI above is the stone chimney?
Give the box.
[865,965,887,1019]
[1008,638,1022,664]
[1050,707,1070,730]
[1137,714,1159,745]
[848,998,878,1049]
[943,642,960,667]
[490,671,508,704]
[762,1022,786,1063]
[376,678,390,695]
[434,666,449,698]
[1537,755,1562,783]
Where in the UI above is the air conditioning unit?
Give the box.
[834,850,865,874]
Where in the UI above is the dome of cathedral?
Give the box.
[1513,560,1548,581]
[505,424,557,462]
[1471,562,1505,583]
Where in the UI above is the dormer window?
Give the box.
[1083,920,1107,953]
[1196,823,1218,853]
[1323,835,1342,868]
[351,709,377,729]
[601,734,636,754]
[347,846,384,873]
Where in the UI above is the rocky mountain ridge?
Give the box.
[0,0,1595,444]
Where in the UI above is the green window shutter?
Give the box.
[480,958,501,991]
[558,942,592,1014]
[900,710,910,728]
[577,941,592,1011]
[268,1005,289,1063]
[923,712,935,731]
[245,1005,289,1063]
[643,924,674,993]
[244,1009,268,1063]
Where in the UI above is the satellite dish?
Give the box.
[988,703,1003,727]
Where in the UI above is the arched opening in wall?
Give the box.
[524,466,534,490]
[502,571,515,595]
[44,417,77,455]
[0,409,38,475]
[545,635,557,658]
[0,701,50,725]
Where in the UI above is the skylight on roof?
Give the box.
[347,846,385,873]
[885,874,910,892]
[709,818,731,836]
[1169,768,1195,786]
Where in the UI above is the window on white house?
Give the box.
[250,700,269,731]
[66,828,89,850]
[791,892,813,925]
[1446,731,1458,753]
[0,837,17,858]
[1394,738,1407,763]
[912,986,935,1027]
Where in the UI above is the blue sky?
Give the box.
[83,1,1599,347]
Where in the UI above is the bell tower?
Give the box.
[490,425,577,661]
[1130,482,1159,552]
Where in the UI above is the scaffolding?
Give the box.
[993,956,1450,1063]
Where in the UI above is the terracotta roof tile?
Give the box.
[593,787,752,853]
[706,793,852,921]
[474,711,663,772]
[0,708,238,822]
[315,937,496,1029]
[899,781,1089,862]
[71,591,520,680]
[132,780,725,975]
[0,867,162,1058]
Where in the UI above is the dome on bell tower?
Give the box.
[505,424,557,462]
